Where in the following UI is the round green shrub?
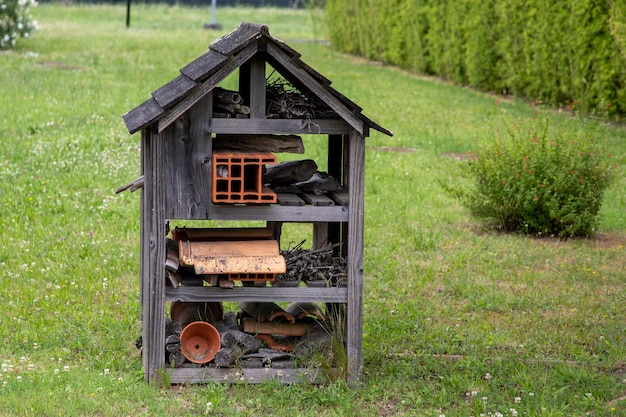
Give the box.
[0,0,38,49]
[457,116,615,238]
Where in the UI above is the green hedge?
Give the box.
[326,0,626,118]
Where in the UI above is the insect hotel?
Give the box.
[120,22,392,385]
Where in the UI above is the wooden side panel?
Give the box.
[141,130,167,384]
[163,94,213,220]
[346,129,365,385]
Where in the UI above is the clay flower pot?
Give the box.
[179,321,221,364]
[170,302,224,327]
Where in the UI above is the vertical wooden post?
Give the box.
[141,129,167,384]
[346,129,364,385]
[314,134,343,250]
[248,56,266,119]
[240,55,266,119]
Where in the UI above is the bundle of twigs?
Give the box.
[276,240,347,286]
[265,77,335,119]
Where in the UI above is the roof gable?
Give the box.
[123,22,392,137]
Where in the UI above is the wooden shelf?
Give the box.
[210,118,350,135]
[210,204,349,222]
[166,286,348,303]
[165,366,331,384]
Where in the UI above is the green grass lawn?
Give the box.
[1,4,625,416]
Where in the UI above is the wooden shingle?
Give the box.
[180,49,229,82]
[152,75,197,109]
[123,22,392,137]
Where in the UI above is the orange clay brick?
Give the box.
[212,151,277,204]
[226,272,276,283]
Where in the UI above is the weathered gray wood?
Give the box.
[158,42,259,133]
[165,366,327,384]
[301,193,335,206]
[213,134,304,154]
[123,98,163,134]
[209,22,268,56]
[115,175,144,194]
[312,222,329,249]
[265,159,318,184]
[180,49,229,82]
[330,191,349,206]
[210,204,348,222]
[152,75,197,109]
[214,346,243,367]
[248,56,266,119]
[163,94,212,220]
[346,129,365,386]
[141,130,168,384]
[276,193,305,206]
[165,286,348,303]
[266,42,365,136]
[210,118,351,135]
[139,129,149,376]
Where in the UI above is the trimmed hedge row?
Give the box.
[326,0,626,118]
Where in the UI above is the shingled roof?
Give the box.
[122,22,392,137]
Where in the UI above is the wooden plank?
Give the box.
[211,204,349,222]
[165,366,327,384]
[166,286,348,303]
[330,191,349,206]
[277,193,305,206]
[346,129,365,386]
[163,93,213,220]
[265,42,365,135]
[210,118,351,135]
[158,42,258,134]
[301,193,335,207]
[141,130,168,384]
[139,130,149,380]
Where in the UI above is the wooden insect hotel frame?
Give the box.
[121,22,392,385]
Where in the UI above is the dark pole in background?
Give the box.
[126,0,131,28]
[204,0,222,30]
